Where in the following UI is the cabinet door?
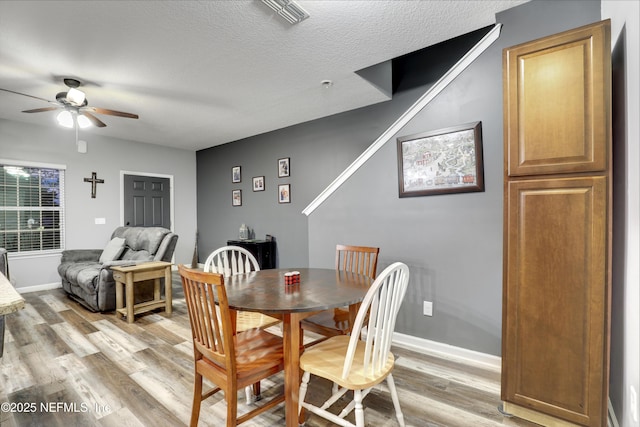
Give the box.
[503,20,610,177]
[502,176,609,426]
[226,240,276,269]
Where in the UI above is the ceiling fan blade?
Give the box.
[22,106,60,113]
[88,106,138,119]
[81,112,107,128]
[0,88,57,104]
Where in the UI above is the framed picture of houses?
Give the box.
[397,121,484,197]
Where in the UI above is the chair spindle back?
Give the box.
[179,265,233,367]
[341,262,409,379]
[204,245,260,277]
[335,244,379,279]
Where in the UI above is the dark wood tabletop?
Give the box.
[224,267,372,314]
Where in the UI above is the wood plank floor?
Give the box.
[0,274,538,427]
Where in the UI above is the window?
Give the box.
[0,160,65,255]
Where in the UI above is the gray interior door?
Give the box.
[123,174,171,228]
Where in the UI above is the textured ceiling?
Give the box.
[0,1,527,151]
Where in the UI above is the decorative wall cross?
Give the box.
[84,172,104,199]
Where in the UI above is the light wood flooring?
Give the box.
[0,274,538,427]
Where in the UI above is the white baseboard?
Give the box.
[16,282,62,294]
[392,331,502,371]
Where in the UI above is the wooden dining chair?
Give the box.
[178,265,285,427]
[203,245,281,404]
[301,244,379,340]
[298,262,409,427]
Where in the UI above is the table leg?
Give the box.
[115,280,124,320]
[164,266,172,315]
[154,278,161,302]
[126,274,134,324]
[283,312,304,427]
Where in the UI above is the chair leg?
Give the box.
[354,389,365,427]
[253,381,261,401]
[298,371,310,415]
[386,374,405,427]
[226,388,238,427]
[244,385,254,405]
[191,372,203,427]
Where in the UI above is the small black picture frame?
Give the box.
[278,157,290,178]
[232,166,241,183]
[252,176,265,192]
[278,184,290,204]
[232,189,242,206]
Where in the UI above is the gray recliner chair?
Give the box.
[58,226,178,312]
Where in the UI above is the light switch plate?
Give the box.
[423,301,433,316]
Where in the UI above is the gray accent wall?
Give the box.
[196,87,426,267]
[0,119,197,290]
[196,0,601,356]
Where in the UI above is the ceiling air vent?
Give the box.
[260,0,309,24]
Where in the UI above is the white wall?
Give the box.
[0,119,197,291]
[602,1,640,425]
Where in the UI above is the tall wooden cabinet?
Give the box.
[501,20,611,427]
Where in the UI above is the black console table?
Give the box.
[227,239,276,269]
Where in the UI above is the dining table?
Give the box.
[224,267,372,427]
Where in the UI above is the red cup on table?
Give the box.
[284,271,300,285]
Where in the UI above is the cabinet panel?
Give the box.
[502,177,608,425]
[504,21,610,176]
[502,20,611,426]
[227,240,276,269]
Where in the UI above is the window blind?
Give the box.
[0,161,66,255]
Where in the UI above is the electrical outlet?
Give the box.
[423,301,433,316]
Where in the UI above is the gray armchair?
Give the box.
[58,226,178,312]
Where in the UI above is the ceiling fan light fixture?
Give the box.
[56,110,74,128]
[66,87,86,106]
[77,114,92,129]
[261,0,309,24]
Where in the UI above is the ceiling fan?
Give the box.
[0,78,138,128]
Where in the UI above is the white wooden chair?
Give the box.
[203,245,281,403]
[298,262,409,427]
[203,245,281,332]
[203,244,259,277]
